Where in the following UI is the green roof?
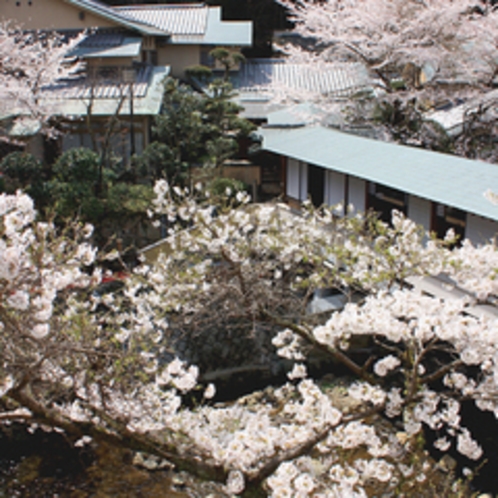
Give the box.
[261,125,498,222]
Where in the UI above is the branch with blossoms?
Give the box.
[0,22,85,139]
[276,0,498,93]
[273,0,498,162]
[282,289,495,457]
[1,185,495,496]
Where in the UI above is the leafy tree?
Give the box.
[202,80,255,169]
[49,148,153,244]
[49,147,108,223]
[207,176,248,209]
[136,78,254,185]
[185,64,214,83]
[209,47,246,81]
[136,79,205,184]
[0,152,50,207]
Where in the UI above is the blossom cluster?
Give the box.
[0,23,85,136]
[1,185,498,496]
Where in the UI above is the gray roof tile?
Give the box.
[45,66,152,99]
[114,4,208,36]
[234,59,372,97]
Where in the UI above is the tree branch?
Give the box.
[260,310,378,385]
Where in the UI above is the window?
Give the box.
[432,203,466,242]
[367,182,407,223]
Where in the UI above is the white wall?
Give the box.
[286,158,308,202]
[299,162,308,201]
[348,176,366,214]
[324,170,346,216]
[408,195,431,232]
[286,158,300,200]
[466,214,498,245]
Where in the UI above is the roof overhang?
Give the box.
[261,123,498,222]
[4,117,42,138]
[52,66,169,117]
[70,35,143,59]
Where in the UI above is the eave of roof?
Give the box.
[5,118,42,138]
[70,35,142,58]
[427,89,498,137]
[45,65,169,116]
[260,124,498,222]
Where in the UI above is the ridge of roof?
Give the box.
[114,3,206,10]
[64,0,169,35]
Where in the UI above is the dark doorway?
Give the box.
[43,136,61,167]
[308,164,324,207]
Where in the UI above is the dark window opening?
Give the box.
[367,182,408,224]
[200,46,216,68]
[432,203,466,243]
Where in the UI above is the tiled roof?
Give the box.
[64,1,251,44]
[45,66,153,100]
[69,32,142,58]
[114,5,251,45]
[64,0,167,35]
[227,60,371,119]
[45,65,169,117]
[2,64,166,132]
[114,4,208,36]
[234,60,372,98]
[78,32,124,48]
[261,124,498,222]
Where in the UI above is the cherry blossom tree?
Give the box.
[2,185,498,495]
[0,22,84,140]
[274,0,498,159]
[276,0,498,91]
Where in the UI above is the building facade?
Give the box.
[261,123,498,245]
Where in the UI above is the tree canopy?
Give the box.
[2,184,498,495]
[0,23,84,139]
[275,0,498,160]
[135,78,254,185]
